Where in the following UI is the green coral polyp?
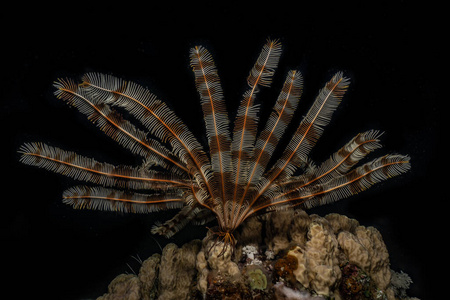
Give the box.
[247,268,267,290]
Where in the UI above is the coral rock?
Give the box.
[304,222,341,297]
[325,213,360,234]
[204,241,240,278]
[265,210,295,254]
[158,240,201,299]
[97,274,141,300]
[138,253,160,300]
[337,226,391,291]
[196,250,209,295]
[96,211,418,299]
[290,210,312,247]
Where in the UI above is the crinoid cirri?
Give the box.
[19,39,410,254]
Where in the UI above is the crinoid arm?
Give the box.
[78,72,220,223]
[150,204,206,237]
[78,73,212,187]
[247,154,410,217]
[278,130,384,191]
[63,186,185,213]
[247,69,303,187]
[235,72,352,224]
[189,45,233,224]
[18,142,193,217]
[231,39,282,196]
[53,78,188,175]
[18,143,190,190]
[267,72,351,182]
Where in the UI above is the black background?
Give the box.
[2,2,441,299]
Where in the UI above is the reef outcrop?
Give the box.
[97,211,418,299]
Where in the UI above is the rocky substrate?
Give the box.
[97,210,418,300]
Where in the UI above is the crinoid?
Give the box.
[19,39,410,254]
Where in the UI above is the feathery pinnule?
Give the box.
[271,72,351,180]
[18,39,411,250]
[237,72,350,222]
[274,154,410,210]
[79,73,212,189]
[247,70,303,189]
[278,130,383,191]
[190,45,232,227]
[19,143,190,190]
[53,78,188,174]
[63,186,185,214]
[310,130,384,184]
[230,40,282,216]
[231,69,303,226]
[244,154,410,220]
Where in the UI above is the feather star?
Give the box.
[19,39,410,254]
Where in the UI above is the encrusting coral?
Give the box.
[96,210,418,300]
[246,267,268,290]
